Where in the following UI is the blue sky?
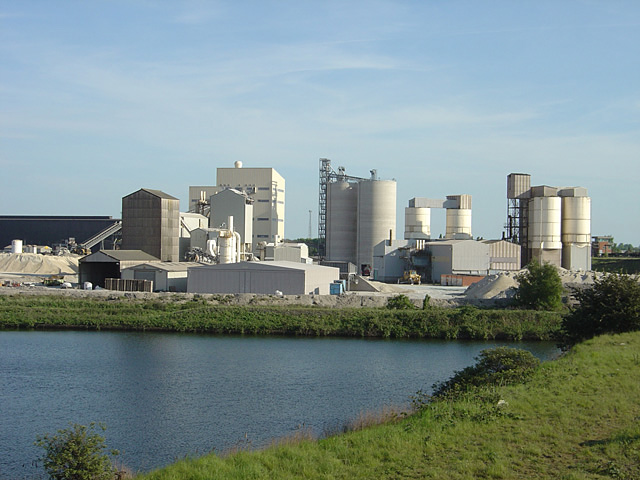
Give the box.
[1,1,639,244]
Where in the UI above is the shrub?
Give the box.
[422,294,431,310]
[431,347,540,399]
[35,423,119,480]
[386,294,416,310]
[514,260,564,311]
[562,273,640,344]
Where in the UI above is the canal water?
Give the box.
[0,331,558,478]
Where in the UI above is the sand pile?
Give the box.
[0,253,79,275]
[465,272,519,300]
[464,268,609,300]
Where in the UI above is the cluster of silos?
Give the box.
[326,173,396,273]
[506,173,591,270]
[404,195,473,240]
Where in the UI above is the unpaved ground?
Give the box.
[0,253,611,308]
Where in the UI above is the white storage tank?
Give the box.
[561,194,591,270]
[561,196,591,246]
[404,207,431,240]
[445,209,472,239]
[528,196,562,250]
[356,179,396,272]
[326,181,358,263]
[11,239,23,254]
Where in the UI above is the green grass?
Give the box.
[137,332,640,479]
[592,257,640,275]
[0,295,562,340]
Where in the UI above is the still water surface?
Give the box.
[0,331,558,477]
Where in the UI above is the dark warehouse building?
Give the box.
[0,216,121,250]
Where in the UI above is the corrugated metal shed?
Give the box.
[187,261,339,295]
[78,250,160,288]
[122,261,202,292]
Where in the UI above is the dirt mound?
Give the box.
[0,253,79,275]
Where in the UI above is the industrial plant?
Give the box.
[1,159,594,295]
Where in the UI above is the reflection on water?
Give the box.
[0,331,558,477]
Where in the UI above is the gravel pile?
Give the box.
[0,253,79,275]
[464,268,609,300]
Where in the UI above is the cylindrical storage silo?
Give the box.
[561,196,591,245]
[404,207,431,240]
[561,196,591,270]
[445,209,472,239]
[528,196,562,267]
[11,239,23,254]
[356,179,396,272]
[218,231,236,264]
[326,181,358,263]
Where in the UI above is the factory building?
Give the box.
[78,250,159,288]
[121,262,202,292]
[189,162,285,245]
[187,261,339,295]
[0,216,121,251]
[372,239,411,282]
[505,173,591,270]
[320,159,396,275]
[373,237,493,284]
[209,188,253,253]
[179,212,208,261]
[121,189,180,262]
[427,240,490,283]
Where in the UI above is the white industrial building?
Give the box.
[189,162,285,245]
[121,262,202,292]
[187,261,339,295]
[209,188,253,253]
[372,239,411,283]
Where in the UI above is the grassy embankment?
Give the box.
[0,295,561,340]
[592,257,640,275]
[137,331,640,479]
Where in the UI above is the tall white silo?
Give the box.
[326,180,358,264]
[559,188,591,270]
[404,207,431,240]
[445,194,472,239]
[527,193,562,266]
[356,179,396,273]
